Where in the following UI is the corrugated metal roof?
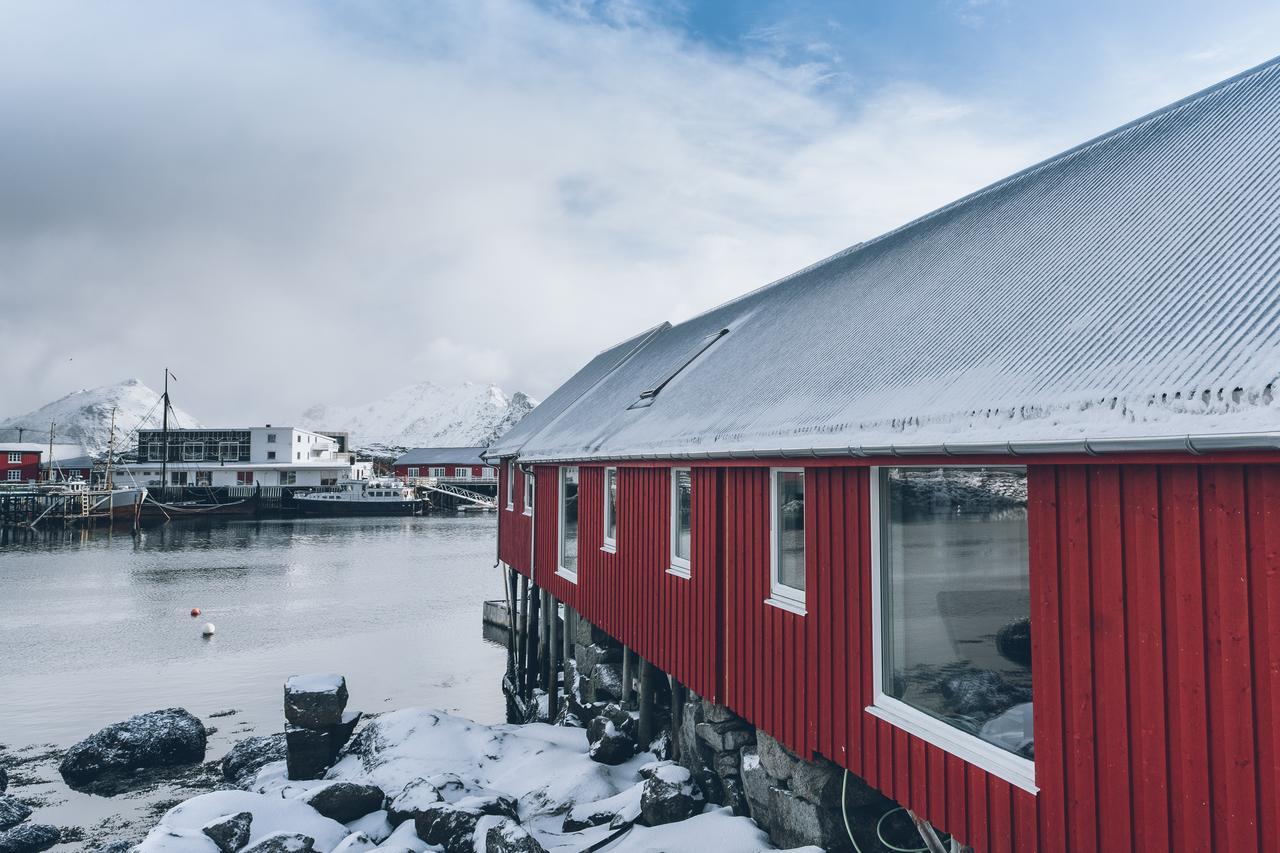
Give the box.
[512,56,1280,463]
[393,446,490,467]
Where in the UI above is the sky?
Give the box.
[1,0,1279,422]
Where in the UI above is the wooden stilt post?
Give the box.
[540,588,552,690]
[638,657,656,748]
[505,566,518,684]
[518,575,531,696]
[562,604,573,665]
[527,582,541,701]
[547,595,559,721]
[621,646,634,710]
[670,676,686,760]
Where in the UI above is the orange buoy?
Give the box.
[190,607,201,617]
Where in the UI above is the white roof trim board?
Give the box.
[490,56,1280,464]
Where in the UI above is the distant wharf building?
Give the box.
[115,426,370,488]
[393,446,496,484]
[486,57,1280,852]
[1,443,92,484]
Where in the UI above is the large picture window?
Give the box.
[872,466,1034,790]
[506,461,515,510]
[558,467,579,581]
[669,468,691,576]
[769,468,806,611]
[603,467,618,552]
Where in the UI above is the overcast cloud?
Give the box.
[1,0,1278,421]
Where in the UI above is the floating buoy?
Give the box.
[201,623,216,636]
[190,607,201,618]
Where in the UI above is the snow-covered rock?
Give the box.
[58,708,208,791]
[0,823,60,853]
[0,795,31,832]
[0,379,201,457]
[300,381,534,452]
[137,791,347,853]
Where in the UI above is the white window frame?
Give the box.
[505,461,515,511]
[407,467,419,479]
[866,465,1038,793]
[557,466,579,583]
[7,451,21,464]
[766,467,807,614]
[454,468,470,480]
[602,466,617,553]
[183,441,203,461]
[7,470,21,481]
[524,469,534,516]
[430,467,446,478]
[668,467,691,577]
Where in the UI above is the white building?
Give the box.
[117,426,370,487]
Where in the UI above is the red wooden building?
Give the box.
[0,444,42,483]
[488,58,1280,852]
[392,447,496,482]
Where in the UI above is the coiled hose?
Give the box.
[842,769,933,853]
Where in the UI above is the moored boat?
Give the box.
[294,477,423,516]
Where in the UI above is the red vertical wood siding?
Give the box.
[500,456,1280,851]
[497,463,533,575]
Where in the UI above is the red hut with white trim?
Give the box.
[489,57,1280,852]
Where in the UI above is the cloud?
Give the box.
[0,0,1270,422]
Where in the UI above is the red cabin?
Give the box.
[393,446,496,484]
[0,444,41,484]
[489,58,1280,852]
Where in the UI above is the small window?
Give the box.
[430,467,446,478]
[7,451,21,464]
[524,470,535,516]
[267,433,277,443]
[7,470,21,481]
[669,468,691,576]
[296,452,302,460]
[407,467,419,478]
[558,467,579,581]
[768,468,805,611]
[170,471,188,486]
[183,441,203,461]
[267,451,276,460]
[147,442,164,462]
[505,462,515,510]
[296,435,301,443]
[279,471,297,486]
[602,467,618,552]
[871,466,1034,791]
[454,468,470,480]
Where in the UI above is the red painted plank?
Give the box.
[987,776,1013,853]
[1013,789,1038,853]
[1060,466,1098,851]
[1248,467,1280,853]
[966,763,989,853]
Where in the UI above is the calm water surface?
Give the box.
[0,515,507,840]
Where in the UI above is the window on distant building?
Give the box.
[236,471,254,486]
[407,467,419,478]
[454,468,470,480]
[219,441,240,461]
[296,452,301,460]
[505,462,515,511]
[524,470,534,516]
[267,451,276,460]
[171,471,188,486]
[7,451,20,464]
[320,477,337,486]
[296,435,301,443]
[669,468,691,576]
[871,466,1033,790]
[7,470,21,481]
[558,467,579,582]
[603,467,618,552]
[267,433,277,443]
[481,467,494,478]
[147,442,164,462]
[279,471,297,486]
[430,467,445,478]
[183,441,203,461]
[768,468,805,612]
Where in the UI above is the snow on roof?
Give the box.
[393,446,491,467]
[0,443,90,460]
[507,56,1280,462]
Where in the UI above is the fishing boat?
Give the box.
[293,477,423,516]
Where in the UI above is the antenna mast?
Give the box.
[160,369,174,491]
[105,407,117,491]
[46,422,55,483]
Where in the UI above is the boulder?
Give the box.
[302,782,386,824]
[241,831,317,853]
[331,831,378,853]
[766,785,846,852]
[0,796,31,832]
[386,778,443,826]
[755,730,801,782]
[701,700,738,725]
[284,674,349,730]
[0,824,60,853]
[58,708,207,790]
[739,746,772,827]
[0,764,6,792]
[720,775,750,816]
[415,795,518,851]
[484,819,546,853]
[331,712,362,754]
[222,733,287,788]
[694,720,754,753]
[586,720,635,766]
[587,664,624,703]
[574,642,621,672]
[286,725,335,781]
[789,755,844,810]
[638,763,702,827]
[97,842,133,853]
[201,811,253,853]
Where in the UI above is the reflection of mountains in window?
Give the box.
[628,328,728,409]
[889,467,1027,515]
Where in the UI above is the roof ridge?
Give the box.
[677,51,1280,326]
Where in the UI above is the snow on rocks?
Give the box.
[483,819,546,853]
[58,708,208,792]
[638,762,703,827]
[241,831,318,853]
[385,778,443,826]
[0,796,31,832]
[200,811,253,853]
[223,734,288,788]
[285,675,349,730]
[302,782,387,824]
[136,790,347,853]
[0,823,60,853]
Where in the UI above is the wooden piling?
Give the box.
[547,595,560,721]
[518,575,531,696]
[638,657,656,748]
[621,646,634,709]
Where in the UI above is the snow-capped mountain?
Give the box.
[301,381,535,453]
[0,379,204,457]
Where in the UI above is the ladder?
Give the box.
[417,480,498,509]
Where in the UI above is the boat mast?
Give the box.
[105,406,116,491]
[46,421,55,482]
[160,368,172,491]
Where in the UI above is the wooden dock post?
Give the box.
[505,566,519,684]
[670,676,686,760]
[547,595,559,721]
[621,646,634,709]
[638,657,656,748]
[518,575,531,696]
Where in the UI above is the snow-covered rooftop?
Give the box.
[393,446,491,467]
[491,55,1280,463]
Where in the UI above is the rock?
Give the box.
[222,733,287,788]
[574,642,621,672]
[285,674,349,730]
[701,700,737,724]
[996,617,1033,667]
[0,824,60,853]
[285,724,335,781]
[587,664,624,703]
[302,781,385,823]
[720,775,749,816]
[484,819,546,853]
[58,708,208,790]
[712,750,740,779]
[639,763,702,827]
[587,719,635,766]
[695,720,754,753]
[415,795,517,852]
[241,831,317,853]
[690,767,724,805]
[0,765,6,792]
[98,842,133,853]
[331,831,378,853]
[755,730,801,782]
[789,755,844,810]
[0,796,31,832]
[739,746,772,827]
[386,778,444,826]
[201,811,253,853]
[767,785,846,851]
[330,711,362,756]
